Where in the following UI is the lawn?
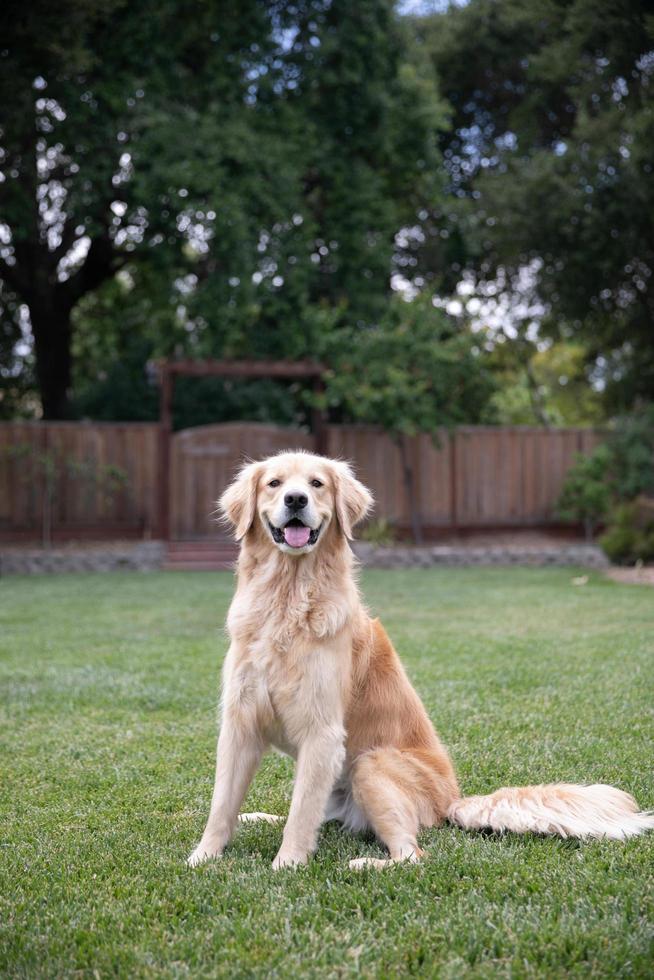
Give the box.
[1,567,653,978]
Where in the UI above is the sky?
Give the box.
[398,1,467,14]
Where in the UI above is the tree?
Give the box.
[438,264,606,425]
[0,0,313,417]
[321,294,496,542]
[295,0,448,319]
[1,0,449,421]
[418,0,654,413]
[483,338,606,426]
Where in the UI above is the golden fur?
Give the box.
[188,452,654,870]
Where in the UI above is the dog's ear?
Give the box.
[332,461,373,539]
[219,461,263,540]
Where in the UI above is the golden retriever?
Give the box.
[188,451,654,870]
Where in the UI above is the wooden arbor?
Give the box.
[157,359,326,539]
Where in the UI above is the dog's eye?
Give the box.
[268,479,281,488]
[310,479,323,488]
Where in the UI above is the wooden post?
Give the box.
[41,420,50,548]
[158,363,173,540]
[312,376,328,455]
[449,429,458,532]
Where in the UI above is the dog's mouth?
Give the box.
[267,517,322,550]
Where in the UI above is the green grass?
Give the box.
[1,567,653,978]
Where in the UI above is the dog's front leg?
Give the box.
[273,727,345,869]
[188,713,264,866]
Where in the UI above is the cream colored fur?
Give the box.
[187,451,654,871]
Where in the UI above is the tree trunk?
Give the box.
[397,434,423,545]
[41,458,54,549]
[525,361,550,427]
[30,303,74,419]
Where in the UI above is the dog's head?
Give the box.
[219,452,373,555]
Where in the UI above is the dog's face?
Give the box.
[220,452,373,555]
[257,455,332,555]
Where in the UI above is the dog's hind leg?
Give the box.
[348,747,458,870]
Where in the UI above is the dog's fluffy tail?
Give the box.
[447,784,654,840]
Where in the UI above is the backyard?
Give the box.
[1,567,653,977]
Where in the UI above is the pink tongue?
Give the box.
[284,524,311,548]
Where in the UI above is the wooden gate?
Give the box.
[170,422,314,539]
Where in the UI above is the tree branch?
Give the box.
[0,252,31,299]
[50,218,82,268]
[57,231,122,311]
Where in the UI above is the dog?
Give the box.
[188,451,654,870]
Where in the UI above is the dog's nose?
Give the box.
[285,492,308,511]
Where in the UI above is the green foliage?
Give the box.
[606,404,654,501]
[422,0,654,413]
[0,0,448,418]
[3,0,651,423]
[72,336,159,422]
[322,294,495,434]
[359,517,396,546]
[556,404,654,543]
[172,377,312,432]
[321,294,495,541]
[556,446,612,540]
[487,341,606,426]
[599,501,654,565]
[70,272,342,426]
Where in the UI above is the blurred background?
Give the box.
[0,0,652,563]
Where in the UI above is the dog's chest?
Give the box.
[228,572,352,651]
[229,625,350,754]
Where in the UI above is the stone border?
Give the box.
[0,541,165,575]
[352,542,609,569]
[1,539,609,575]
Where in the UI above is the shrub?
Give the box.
[607,405,654,501]
[599,499,654,565]
[556,403,654,544]
[556,445,612,540]
[359,518,396,546]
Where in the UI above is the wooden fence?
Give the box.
[0,421,603,541]
[0,421,160,541]
[326,425,604,528]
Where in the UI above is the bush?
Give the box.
[359,518,396,546]
[599,499,654,565]
[556,403,654,543]
[607,405,654,501]
[556,445,612,540]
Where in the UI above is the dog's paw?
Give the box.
[238,812,283,824]
[187,843,223,867]
[349,848,423,871]
[349,857,393,871]
[271,849,309,870]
